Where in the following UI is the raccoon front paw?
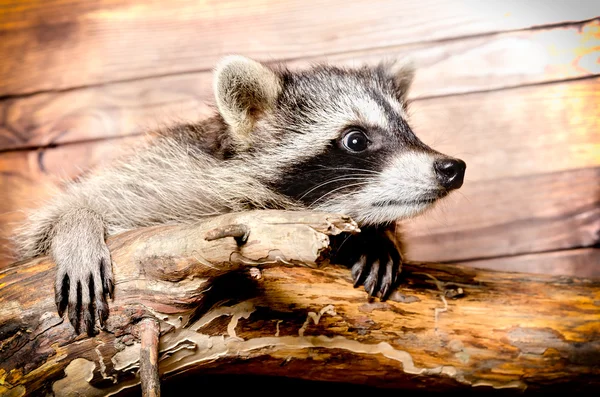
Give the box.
[351,237,402,300]
[54,244,114,336]
[333,227,402,300]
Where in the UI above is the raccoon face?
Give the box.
[214,56,466,225]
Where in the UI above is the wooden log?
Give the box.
[1,0,598,96]
[0,210,598,396]
[2,20,599,151]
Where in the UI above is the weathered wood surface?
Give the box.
[457,248,600,277]
[1,77,598,268]
[1,0,598,97]
[302,19,600,98]
[0,211,598,396]
[1,20,599,151]
[409,77,600,182]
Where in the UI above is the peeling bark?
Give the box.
[0,210,598,396]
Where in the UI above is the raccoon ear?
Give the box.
[214,56,282,150]
[383,60,415,105]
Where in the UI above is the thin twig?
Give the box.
[140,318,161,397]
[204,224,250,244]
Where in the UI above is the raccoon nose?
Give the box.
[434,158,466,190]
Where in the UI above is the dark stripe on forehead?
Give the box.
[363,89,432,151]
[368,87,399,122]
[361,87,428,150]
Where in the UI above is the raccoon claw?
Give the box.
[353,249,400,300]
[351,255,368,287]
[55,253,113,335]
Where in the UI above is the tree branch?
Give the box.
[0,210,598,396]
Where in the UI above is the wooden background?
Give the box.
[0,0,598,276]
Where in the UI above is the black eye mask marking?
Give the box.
[269,139,396,207]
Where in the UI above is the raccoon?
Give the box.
[15,56,466,335]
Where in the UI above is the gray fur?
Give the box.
[14,56,465,334]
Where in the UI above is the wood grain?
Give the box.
[0,73,214,150]
[401,167,600,262]
[459,248,600,277]
[1,0,599,96]
[1,21,599,150]
[409,77,600,183]
[300,19,600,99]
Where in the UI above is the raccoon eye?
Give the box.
[342,130,369,153]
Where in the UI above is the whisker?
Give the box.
[308,182,370,208]
[299,176,372,200]
[335,233,354,253]
[453,190,472,204]
[353,157,382,168]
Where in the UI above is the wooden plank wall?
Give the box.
[0,1,599,275]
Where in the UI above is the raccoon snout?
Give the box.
[434,158,466,190]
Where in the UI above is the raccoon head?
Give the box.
[214,56,466,225]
